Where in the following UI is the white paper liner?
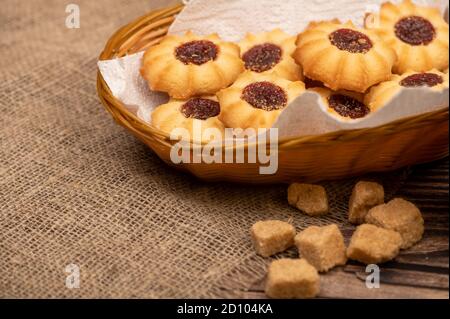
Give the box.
[98,0,449,138]
[170,0,448,41]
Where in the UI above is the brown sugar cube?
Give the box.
[348,181,384,224]
[288,183,328,216]
[365,198,424,249]
[251,220,296,257]
[295,224,347,272]
[346,224,402,264]
[265,258,320,299]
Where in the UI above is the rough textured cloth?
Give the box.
[0,0,411,298]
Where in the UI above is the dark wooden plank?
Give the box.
[220,159,449,298]
[406,189,448,196]
[394,252,449,269]
[244,268,448,299]
[344,264,448,289]
[409,176,449,183]
[319,270,448,299]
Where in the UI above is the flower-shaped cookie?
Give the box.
[310,87,371,121]
[141,31,244,99]
[365,69,449,111]
[239,29,302,81]
[294,20,397,93]
[217,72,305,130]
[365,0,449,74]
[151,96,225,142]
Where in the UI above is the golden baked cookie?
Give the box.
[294,20,397,93]
[365,69,449,111]
[217,72,305,130]
[141,31,244,99]
[365,0,449,74]
[309,87,371,121]
[238,29,302,81]
[151,96,225,142]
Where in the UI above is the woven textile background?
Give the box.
[0,0,411,298]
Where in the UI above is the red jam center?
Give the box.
[329,28,373,53]
[304,77,324,89]
[175,40,218,65]
[241,81,287,111]
[242,43,282,73]
[395,16,435,46]
[400,73,443,87]
[328,94,370,119]
[180,98,220,120]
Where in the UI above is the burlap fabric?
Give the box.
[0,0,411,298]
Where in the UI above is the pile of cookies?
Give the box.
[141,0,449,139]
[252,181,424,299]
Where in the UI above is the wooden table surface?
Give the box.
[233,158,450,299]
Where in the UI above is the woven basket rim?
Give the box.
[96,4,450,148]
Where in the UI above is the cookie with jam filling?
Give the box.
[309,87,371,121]
[217,72,305,130]
[293,20,397,93]
[151,96,225,142]
[365,69,449,111]
[238,29,303,81]
[365,0,449,74]
[141,31,244,99]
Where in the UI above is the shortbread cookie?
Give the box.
[217,72,305,130]
[294,20,396,93]
[239,29,302,81]
[151,96,224,142]
[365,0,449,74]
[141,31,243,99]
[309,88,370,120]
[365,69,449,111]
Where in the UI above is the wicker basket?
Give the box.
[97,3,449,184]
